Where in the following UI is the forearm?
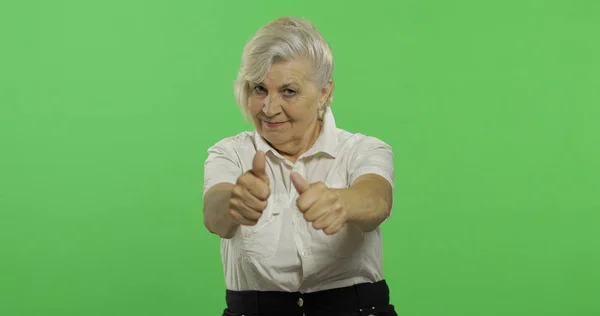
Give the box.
[336,174,393,232]
[203,183,239,239]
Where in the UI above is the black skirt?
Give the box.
[222,279,398,316]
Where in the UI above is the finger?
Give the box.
[305,194,343,227]
[296,187,320,213]
[323,217,345,235]
[228,208,258,226]
[311,210,336,230]
[230,198,263,221]
[247,177,270,201]
[303,200,325,222]
[252,151,269,184]
[239,187,269,211]
[238,174,270,201]
[297,182,331,214]
[291,172,310,195]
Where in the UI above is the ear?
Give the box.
[319,80,334,106]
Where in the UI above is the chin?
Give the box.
[261,133,287,146]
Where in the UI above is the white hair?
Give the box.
[233,16,335,122]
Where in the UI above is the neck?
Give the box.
[276,121,322,163]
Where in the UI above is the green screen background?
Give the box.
[1,1,599,315]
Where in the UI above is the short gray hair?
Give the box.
[233,16,335,122]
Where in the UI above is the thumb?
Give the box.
[252,151,269,183]
[291,172,310,194]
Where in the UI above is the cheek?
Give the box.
[248,96,264,115]
[286,104,317,124]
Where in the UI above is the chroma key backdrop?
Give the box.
[1,1,598,315]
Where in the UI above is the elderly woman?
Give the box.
[203,16,397,316]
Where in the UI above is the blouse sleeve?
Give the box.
[348,135,395,192]
[203,139,243,198]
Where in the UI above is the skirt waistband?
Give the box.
[225,280,391,315]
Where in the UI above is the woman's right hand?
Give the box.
[228,151,271,226]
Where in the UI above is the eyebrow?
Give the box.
[255,82,299,89]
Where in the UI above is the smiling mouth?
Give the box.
[263,121,287,128]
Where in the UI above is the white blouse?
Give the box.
[203,107,394,293]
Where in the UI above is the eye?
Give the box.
[253,85,266,94]
[282,89,296,96]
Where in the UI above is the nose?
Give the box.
[262,93,282,116]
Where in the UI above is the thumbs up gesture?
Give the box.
[291,173,347,235]
[228,151,271,226]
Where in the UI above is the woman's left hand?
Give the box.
[291,172,348,235]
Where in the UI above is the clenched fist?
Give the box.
[228,151,271,226]
[291,172,348,235]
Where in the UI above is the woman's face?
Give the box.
[248,57,332,156]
